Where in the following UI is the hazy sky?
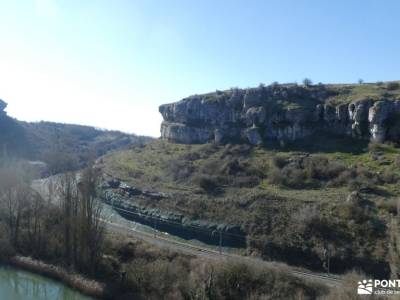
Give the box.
[0,0,399,136]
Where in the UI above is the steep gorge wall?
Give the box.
[159,85,400,145]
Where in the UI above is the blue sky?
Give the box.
[0,0,399,136]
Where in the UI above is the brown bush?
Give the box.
[210,261,326,300]
[271,155,287,169]
[268,155,348,189]
[164,158,194,181]
[395,155,400,168]
[378,169,398,184]
[387,82,400,91]
[194,175,221,194]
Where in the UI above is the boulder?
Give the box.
[245,127,263,145]
[119,182,141,196]
[103,179,121,189]
[346,191,362,204]
[245,106,266,126]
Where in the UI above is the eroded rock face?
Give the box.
[159,86,400,144]
[245,126,263,145]
[160,121,213,144]
[368,101,397,143]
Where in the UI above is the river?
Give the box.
[0,265,94,300]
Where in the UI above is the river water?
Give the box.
[0,265,93,300]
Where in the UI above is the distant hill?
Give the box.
[0,100,152,174]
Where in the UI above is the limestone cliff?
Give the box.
[159,83,400,144]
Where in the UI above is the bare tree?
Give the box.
[77,166,104,272]
[58,172,79,266]
[26,193,46,256]
[0,165,31,248]
[57,165,104,273]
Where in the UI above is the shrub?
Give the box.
[323,271,366,300]
[271,155,287,169]
[211,262,325,300]
[387,82,400,91]
[302,78,312,87]
[378,170,398,184]
[231,176,260,188]
[368,142,381,153]
[181,151,201,161]
[395,155,400,168]
[194,175,220,194]
[271,81,280,89]
[124,257,190,299]
[292,205,320,230]
[304,156,345,181]
[268,168,286,186]
[221,159,244,175]
[118,242,136,262]
[330,169,354,187]
[269,156,347,189]
[347,177,374,191]
[377,198,397,215]
[165,158,194,181]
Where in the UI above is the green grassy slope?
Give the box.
[99,137,400,276]
[186,81,400,110]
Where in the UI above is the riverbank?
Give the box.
[8,256,106,299]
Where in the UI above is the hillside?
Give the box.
[99,81,400,278]
[99,137,399,277]
[0,100,152,174]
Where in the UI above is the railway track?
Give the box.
[101,219,343,288]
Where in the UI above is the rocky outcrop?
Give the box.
[0,99,6,115]
[159,85,400,144]
[101,179,169,200]
[99,180,246,247]
[368,101,398,143]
